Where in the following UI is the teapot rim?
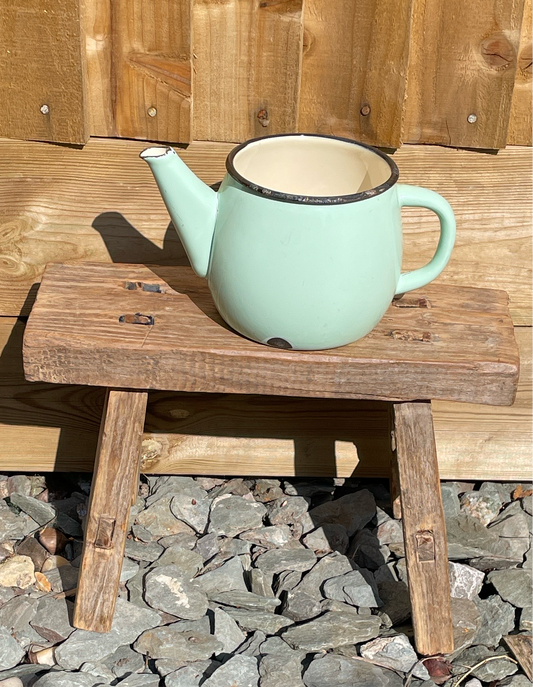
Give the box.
[226,133,399,206]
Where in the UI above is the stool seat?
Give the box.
[21,262,520,657]
[23,262,518,405]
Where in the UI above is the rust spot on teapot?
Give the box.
[266,337,293,349]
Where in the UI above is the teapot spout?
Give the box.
[140,147,217,278]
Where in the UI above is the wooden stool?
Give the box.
[22,262,519,656]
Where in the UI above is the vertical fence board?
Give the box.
[403,0,525,149]
[193,0,303,142]
[249,1,303,139]
[84,0,115,137]
[113,0,192,142]
[0,0,88,144]
[508,0,532,145]
[297,0,412,148]
[85,0,192,142]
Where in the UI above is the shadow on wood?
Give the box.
[91,212,189,266]
[0,312,392,476]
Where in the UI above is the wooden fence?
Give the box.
[0,0,530,480]
[0,0,531,148]
[0,138,530,479]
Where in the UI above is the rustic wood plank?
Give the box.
[387,406,402,519]
[0,0,88,144]
[0,138,230,319]
[503,634,533,680]
[392,145,532,326]
[84,0,192,141]
[23,263,519,406]
[115,0,191,142]
[392,401,454,655]
[508,0,532,145]
[74,389,148,632]
[0,318,530,478]
[403,0,525,148]
[84,0,114,137]
[433,326,531,479]
[298,0,412,148]
[193,0,303,142]
[0,139,529,326]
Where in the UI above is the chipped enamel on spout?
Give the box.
[140,147,217,278]
[141,135,455,350]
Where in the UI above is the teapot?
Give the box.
[141,134,455,350]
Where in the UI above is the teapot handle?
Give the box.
[395,184,456,295]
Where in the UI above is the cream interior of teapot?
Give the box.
[232,135,392,197]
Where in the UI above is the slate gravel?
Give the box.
[0,473,530,686]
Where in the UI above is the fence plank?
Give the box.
[433,326,531,479]
[298,0,412,147]
[0,139,529,326]
[403,0,525,148]
[0,138,231,320]
[85,0,192,142]
[0,318,530,479]
[115,0,191,142]
[0,0,87,144]
[508,0,532,145]
[84,0,114,137]
[193,0,303,142]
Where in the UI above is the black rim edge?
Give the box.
[225,133,399,205]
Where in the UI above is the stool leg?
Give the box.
[74,389,148,632]
[392,401,454,655]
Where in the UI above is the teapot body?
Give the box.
[208,176,402,350]
[141,133,455,351]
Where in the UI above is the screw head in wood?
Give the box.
[147,107,157,118]
[257,109,270,127]
[360,104,371,116]
[40,104,50,115]
[467,113,477,124]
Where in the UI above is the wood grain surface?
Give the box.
[392,401,454,655]
[1,318,530,478]
[1,0,531,147]
[0,137,529,479]
[73,389,148,632]
[23,263,519,406]
[0,0,88,144]
[403,0,526,148]
[0,138,530,326]
[85,0,192,141]
[508,0,533,145]
[503,634,533,680]
[193,0,303,142]
[298,0,412,147]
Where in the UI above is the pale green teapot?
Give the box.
[141,134,455,350]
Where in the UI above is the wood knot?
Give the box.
[389,330,433,343]
[519,42,532,77]
[480,33,516,69]
[141,439,163,468]
[259,0,302,13]
[302,28,315,56]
